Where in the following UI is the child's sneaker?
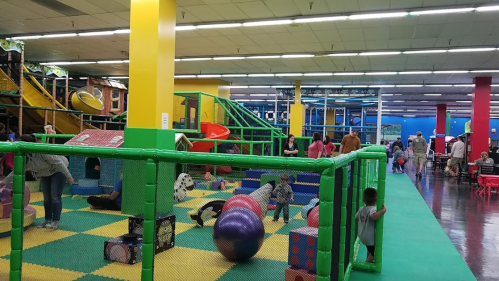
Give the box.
[37,220,51,228]
[47,220,59,230]
[284,221,289,223]
[272,219,278,222]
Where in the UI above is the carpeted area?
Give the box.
[350,173,477,281]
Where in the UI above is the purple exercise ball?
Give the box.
[213,207,265,261]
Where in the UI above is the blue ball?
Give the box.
[213,207,265,261]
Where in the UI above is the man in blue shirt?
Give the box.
[87,179,122,210]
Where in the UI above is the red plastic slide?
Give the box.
[190,122,230,152]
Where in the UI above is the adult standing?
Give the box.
[323,135,336,158]
[283,134,298,157]
[308,132,324,159]
[0,134,74,229]
[339,129,361,154]
[413,131,428,179]
[391,137,404,152]
[449,136,465,168]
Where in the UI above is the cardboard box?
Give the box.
[104,235,143,264]
[128,213,175,254]
[288,227,318,272]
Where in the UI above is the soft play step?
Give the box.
[241,179,261,189]
[292,192,317,206]
[245,169,268,179]
[291,183,319,194]
[297,172,321,184]
[71,185,103,195]
[78,178,99,187]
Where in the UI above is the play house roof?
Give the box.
[175,133,193,148]
[65,129,124,148]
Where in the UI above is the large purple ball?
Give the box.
[213,207,265,261]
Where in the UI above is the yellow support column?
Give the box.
[128,0,176,128]
[326,108,336,138]
[290,81,305,136]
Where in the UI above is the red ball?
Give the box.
[307,206,319,228]
[222,194,263,219]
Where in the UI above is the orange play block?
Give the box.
[285,266,316,281]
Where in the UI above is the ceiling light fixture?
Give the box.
[79,31,115,36]
[327,53,359,56]
[365,72,398,75]
[213,57,245,60]
[281,54,315,58]
[398,71,433,74]
[249,86,271,88]
[175,26,196,31]
[228,86,248,88]
[294,16,348,23]
[448,48,496,52]
[409,8,475,15]
[426,85,452,87]
[396,85,423,87]
[198,74,221,78]
[243,20,293,27]
[343,85,368,88]
[276,73,303,76]
[371,85,395,88]
[11,35,42,40]
[318,85,343,88]
[248,74,275,77]
[303,73,333,76]
[97,60,126,64]
[271,86,294,88]
[108,76,128,79]
[197,23,242,29]
[424,94,442,96]
[454,84,475,87]
[247,55,281,59]
[433,70,469,74]
[456,101,472,103]
[403,115,416,117]
[222,74,247,77]
[470,70,499,73]
[359,51,401,56]
[174,75,196,78]
[43,33,77,38]
[334,72,365,76]
[181,58,212,61]
[349,12,408,20]
[476,5,499,11]
[402,50,447,54]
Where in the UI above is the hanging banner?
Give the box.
[25,62,43,73]
[44,66,68,77]
[465,120,471,133]
[0,39,22,53]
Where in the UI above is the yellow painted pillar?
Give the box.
[127,0,176,128]
[326,108,336,138]
[290,80,305,136]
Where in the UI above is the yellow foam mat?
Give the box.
[83,219,129,238]
[187,189,217,198]
[0,258,85,281]
[0,228,77,256]
[175,198,224,209]
[175,222,196,235]
[261,216,286,234]
[29,205,72,219]
[255,234,289,262]
[78,207,130,217]
[29,192,69,203]
[92,246,235,281]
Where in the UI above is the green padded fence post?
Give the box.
[316,165,335,281]
[374,155,387,273]
[338,166,349,281]
[213,141,218,177]
[141,158,157,281]
[270,129,274,156]
[10,152,26,281]
[349,160,359,264]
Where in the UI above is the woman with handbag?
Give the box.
[392,146,406,173]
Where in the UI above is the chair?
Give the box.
[457,162,471,184]
[475,164,495,194]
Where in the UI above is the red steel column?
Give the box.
[470,77,492,161]
[435,104,447,154]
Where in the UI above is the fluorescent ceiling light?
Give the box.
[433,70,469,74]
[302,86,317,88]
[249,86,270,88]
[470,70,499,73]
[12,35,42,40]
[359,51,401,56]
[424,94,442,96]
[456,101,472,103]
[213,57,245,60]
[476,5,499,11]
[114,29,131,34]
[365,72,397,75]
[123,60,130,63]
[197,23,242,29]
[174,75,196,78]
[79,31,115,36]
[381,94,394,96]
[390,109,404,111]
[420,101,428,102]
[403,115,416,117]
[276,73,303,76]
[334,72,364,76]
[398,71,432,74]
[406,109,418,112]
[248,74,275,77]
[343,85,368,88]
[282,54,315,58]
[403,50,447,54]
[222,74,248,78]
[247,55,281,59]
[252,94,271,96]
[79,77,88,79]
[41,61,96,65]
[318,85,343,88]
[222,74,247,77]
[327,53,359,56]
[303,99,319,102]
[335,100,346,102]
[97,60,126,64]
[294,16,348,23]
[426,85,452,87]
[271,86,294,88]
[43,33,77,38]
[392,100,405,102]
[303,73,333,76]
[108,76,128,79]
[349,12,408,20]
[491,101,499,104]
[396,85,423,87]
[493,85,499,87]
[409,8,475,15]
[175,26,196,31]
[243,20,293,27]
[373,85,395,88]
[182,58,212,61]
[448,48,496,52]
[197,74,221,78]
[362,100,376,102]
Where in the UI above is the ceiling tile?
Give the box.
[413,24,443,39]
[235,1,275,19]
[265,0,301,17]
[292,31,319,43]
[389,26,416,40]
[226,34,257,45]
[338,28,364,41]
[183,5,225,21]
[388,39,412,49]
[314,30,341,42]
[84,0,128,13]
[365,40,389,49]
[300,43,325,52]
[209,3,250,20]
[247,33,278,45]
[363,27,389,40]
[58,0,107,14]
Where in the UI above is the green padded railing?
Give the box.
[0,142,386,281]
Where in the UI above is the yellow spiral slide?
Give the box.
[0,67,97,134]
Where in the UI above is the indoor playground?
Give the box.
[0,2,490,281]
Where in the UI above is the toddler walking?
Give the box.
[355,188,386,262]
[272,174,294,223]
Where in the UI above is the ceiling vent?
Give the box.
[30,0,86,16]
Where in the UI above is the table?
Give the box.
[477,174,499,196]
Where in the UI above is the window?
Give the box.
[110,89,120,112]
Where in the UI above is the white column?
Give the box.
[361,107,364,126]
[323,91,327,138]
[376,93,382,145]
[274,90,278,126]
[286,94,290,125]
[343,107,346,126]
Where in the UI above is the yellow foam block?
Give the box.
[261,216,285,234]
[255,234,289,262]
[175,222,195,235]
[29,205,72,219]
[0,228,77,256]
[0,258,85,281]
[84,219,129,238]
[93,246,234,281]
